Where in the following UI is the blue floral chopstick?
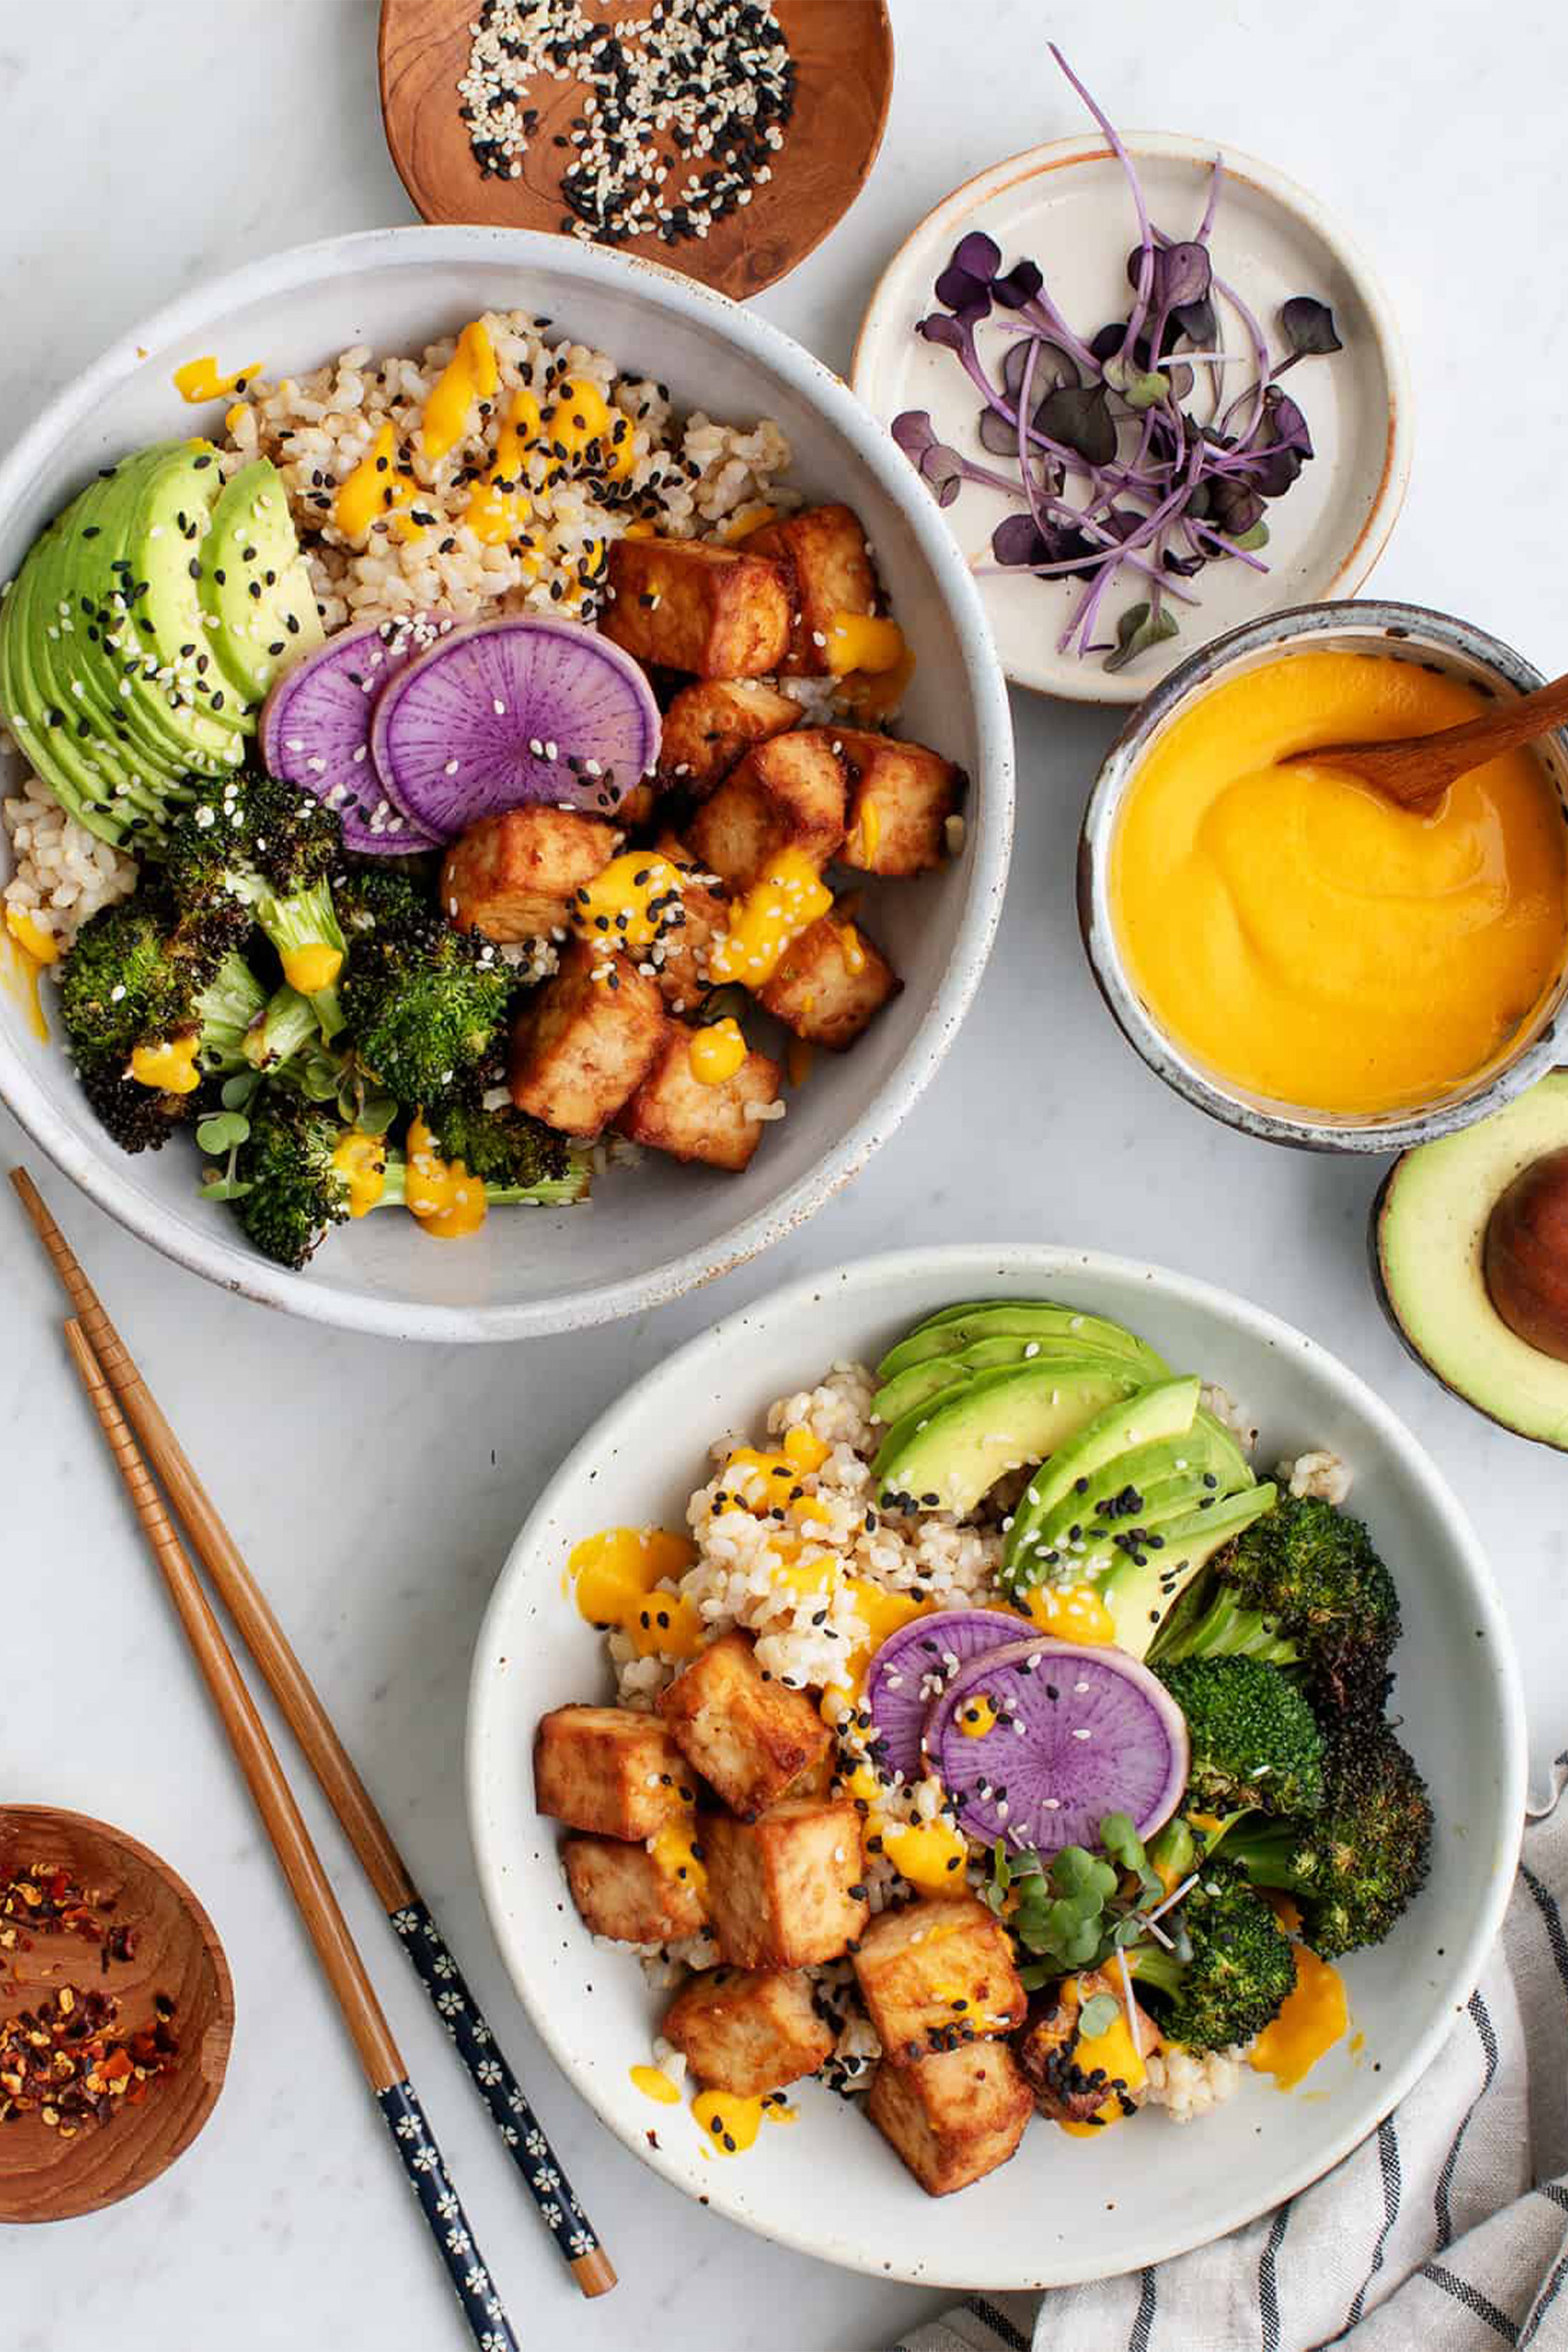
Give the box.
[380,2082,521,2352]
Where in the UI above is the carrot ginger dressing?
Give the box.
[1111,651,1568,1115]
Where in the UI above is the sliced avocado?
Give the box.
[1009,1421,1255,1584]
[873,1360,1147,1518]
[1099,1482,1277,1657]
[0,541,145,843]
[877,1301,1167,1384]
[872,1332,1152,1427]
[125,442,255,745]
[197,458,323,702]
[1373,1071,1568,1451]
[1000,1377,1200,1580]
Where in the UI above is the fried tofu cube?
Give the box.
[837,731,967,877]
[533,1705,695,1841]
[616,1021,781,1172]
[508,936,666,1138]
[757,913,901,1051]
[686,731,847,893]
[851,1898,1026,2067]
[866,2042,1032,2197]
[661,1966,834,2096]
[602,537,790,677]
[657,1630,831,1817]
[613,781,659,831]
[747,504,878,675]
[648,835,729,1010]
[659,678,802,798]
[701,1799,868,1967]
[1016,1968,1161,2123]
[562,1834,707,1945]
[440,807,618,944]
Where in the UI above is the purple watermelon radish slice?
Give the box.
[368,614,660,837]
[864,1608,1028,1786]
[260,615,446,853]
[924,1638,1188,1856]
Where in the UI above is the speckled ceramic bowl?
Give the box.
[0,227,1014,1341]
[1078,600,1568,1153]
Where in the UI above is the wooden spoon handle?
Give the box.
[1411,669,1568,789]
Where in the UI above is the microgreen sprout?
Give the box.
[986,1812,1179,1988]
[891,50,1345,671]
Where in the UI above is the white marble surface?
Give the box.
[3,1,1564,2345]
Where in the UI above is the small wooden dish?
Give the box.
[378,0,894,299]
[0,1807,233,2224]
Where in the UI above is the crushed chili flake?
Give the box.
[0,1860,176,2137]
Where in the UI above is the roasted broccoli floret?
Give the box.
[58,891,253,1073]
[1128,1865,1298,2052]
[78,1061,190,1155]
[334,862,431,947]
[1219,1723,1432,1959]
[162,773,349,1037]
[1150,1494,1400,1717]
[1156,1657,1324,1817]
[341,920,513,1109]
[230,1095,352,1270]
[423,1097,591,1203]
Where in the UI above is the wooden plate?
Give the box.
[0,1807,233,2223]
[378,0,894,298]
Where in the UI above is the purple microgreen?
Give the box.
[900,53,1339,665]
[1104,600,1181,673]
[993,258,1044,308]
[1037,382,1116,468]
[1278,295,1343,362]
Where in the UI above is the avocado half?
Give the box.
[1372,1069,1568,1450]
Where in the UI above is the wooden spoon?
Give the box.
[0,1806,232,2223]
[378,0,894,299]
[1280,670,1568,813]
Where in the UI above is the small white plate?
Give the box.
[852,134,1414,703]
[468,1243,1524,2289]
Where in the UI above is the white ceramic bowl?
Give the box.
[468,1243,1525,2289]
[0,228,1014,1341]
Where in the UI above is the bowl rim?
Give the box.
[0,224,1016,1342]
[1078,596,1568,1154]
[466,1238,1527,2287]
[850,127,1416,705]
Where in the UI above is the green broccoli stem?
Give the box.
[374,1151,589,1212]
[1149,1586,1301,1667]
[1123,1943,1182,2001]
[1207,1817,1307,1895]
[194,951,268,1075]
[244,982,325,1073]
[233,873,348,1039]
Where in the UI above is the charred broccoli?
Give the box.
[1128,1865,1298,2053]
[162,773,349,1037]
[422,1096,590,1204]
[341,919,513,1109]
[1219,1722,1432,1958]
[1156,1657,1324,1817]
[230,1096,353,1269]
[1150,1494,1400,1717]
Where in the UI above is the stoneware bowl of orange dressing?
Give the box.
[1078,600,1568,1152]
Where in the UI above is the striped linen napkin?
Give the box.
[894,1756,1568,2352]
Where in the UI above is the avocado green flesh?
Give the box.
[872,1333,1149,1427]
[999,1377,1200,1578]
[873,1361,1145,1517]
[875,1302,1168,1384]
[1377,1071,1568,1451]
[198,458,323,701]
[1098,1483,1277,1657]
[1011,1425,1254,1578]
[1,548,142,843]
[128,445,255,744]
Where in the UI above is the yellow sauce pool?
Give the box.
[1111,651,1568,1115]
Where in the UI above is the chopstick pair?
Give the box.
[11,1168,616,2344]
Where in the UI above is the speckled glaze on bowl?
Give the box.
[0,226,1014,1342]
[1078,600,1568,1153]
[468,1242,1526,2287]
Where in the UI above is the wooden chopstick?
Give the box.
[12,1167,614,2299]
[62,1318,520,2352]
